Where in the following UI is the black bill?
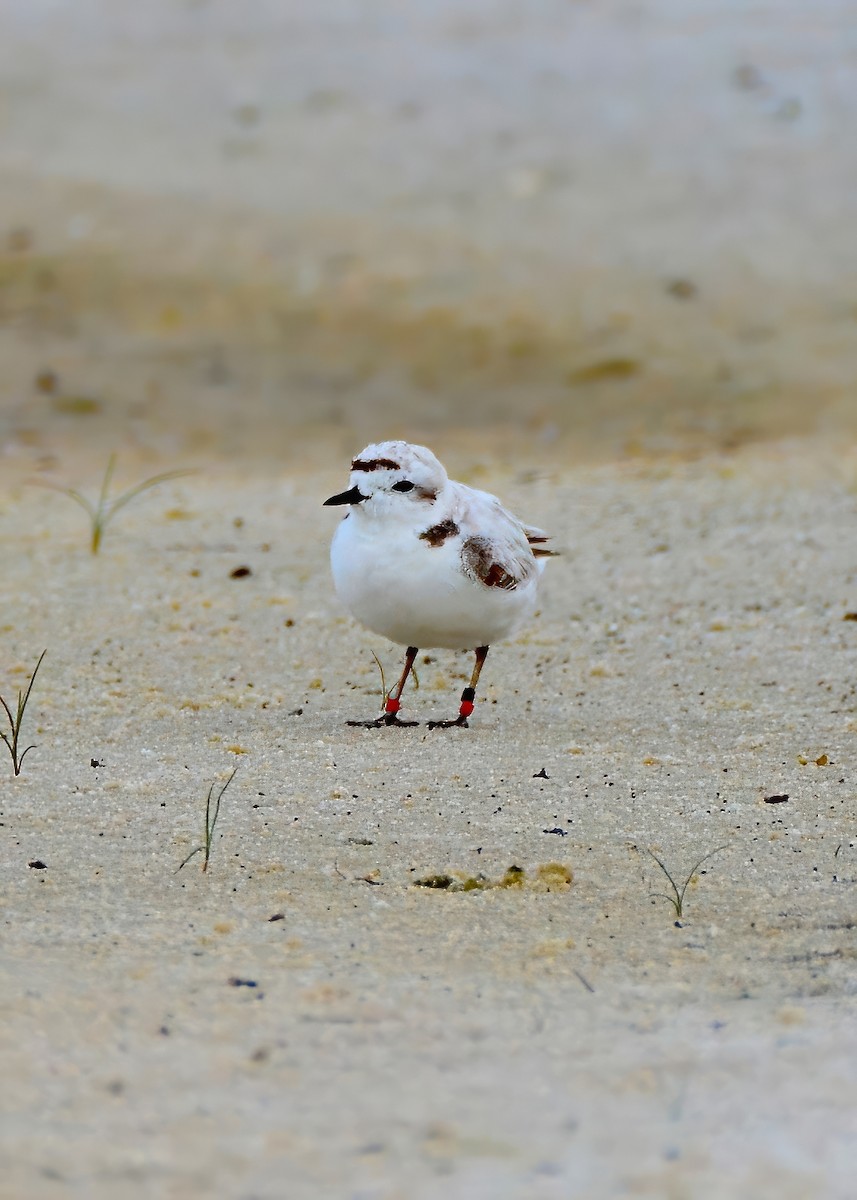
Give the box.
[324,485,366,506]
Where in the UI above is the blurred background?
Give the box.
[1,0,855,471]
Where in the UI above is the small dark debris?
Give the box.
[347,837,374,846]
[158,1026,170,1036]
[666,278,697,300]
[90,758,103,768]
[230,565,252,578]
[533,767,550,779]
[268,913,285,922]
[733,63,764,91]
[764,794,789,804]
[7,226,33,253]
[28,860,47,870]
[35,369,59,394]
[228,977,258,988]
[543,827,568,836]
[414,874,454,889]
[568,357,639,384]
[234,104,260,128]
[843,612,857,622]
[289,707,304,716]
[573,969,595,994]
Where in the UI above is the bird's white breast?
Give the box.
[330,513,538,650]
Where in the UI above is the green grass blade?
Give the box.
[201,768,238,872]
[203,783,216,855]
[177,846,203,871]
[0,651,46,774]
[646,848,680,901]
[106,469,197,521]
[33,482,98,521]
[15,743,37,771]
[98,454,117,511]
[370,651,388,704]
[19,650,46,715]
[32,461,194,553]
[677,845,730,907]
[645,843,729,918]
[648,890,681,916]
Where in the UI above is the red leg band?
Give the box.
[459,700,474,719]
[385,696,401,715]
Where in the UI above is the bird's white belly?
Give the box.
[331,518,536,649]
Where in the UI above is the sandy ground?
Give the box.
[1,1,857,1195]
[3,0,857,466]
[0,440,855,1199]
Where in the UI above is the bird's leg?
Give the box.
[428,645,489,729]
[348,646,420,728]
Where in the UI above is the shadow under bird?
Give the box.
[324,440,555,727]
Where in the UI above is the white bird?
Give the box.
[324,440,554,727]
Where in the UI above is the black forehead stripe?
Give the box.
[351,457,401,472]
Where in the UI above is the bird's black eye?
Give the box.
[392,480,415,492]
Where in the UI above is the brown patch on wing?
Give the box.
[419,518,459,547]
[483,563,518,589]
[351,457,400,472]
[461,536,520,590]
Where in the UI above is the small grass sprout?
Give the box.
[370,649,418,710]
[370,650,389,706]
[646,844,729,919]
[1,650,47,776]
[37,454,194,553]
[178,767,238,873]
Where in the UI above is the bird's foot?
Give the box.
[427,715,469,730]
[348,713,419,729]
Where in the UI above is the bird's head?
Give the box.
[324,441,448,521]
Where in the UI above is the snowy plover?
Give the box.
[324,440,554,727]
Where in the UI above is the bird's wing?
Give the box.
[452,484,547,591]
[522,523,557,559]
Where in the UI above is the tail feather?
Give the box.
[526,528,557,558]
